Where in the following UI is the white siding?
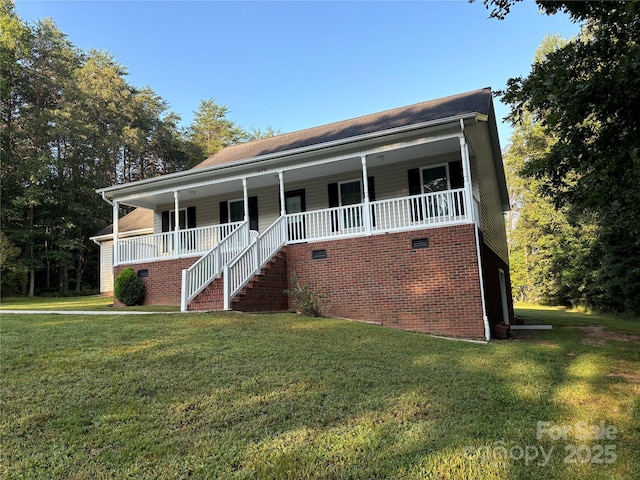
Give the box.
[100,240,114,293]
[466,123,509,263]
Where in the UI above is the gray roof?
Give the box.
[93,207,154,238]
[94,88,494,237]
[194,87,492,169]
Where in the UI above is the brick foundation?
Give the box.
[286,224,486,338]
[112,225,513,340]
[114,257,198,306]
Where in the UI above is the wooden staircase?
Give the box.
[188,248,289,312]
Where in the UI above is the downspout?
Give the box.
[460,119,491,341]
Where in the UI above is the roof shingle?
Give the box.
[193,88,491,169]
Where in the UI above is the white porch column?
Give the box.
[361,155,372,235]
[459,128,474,223]
[242,178,250,243]
[112,200,119,265]
[279,171,286,216]
[278,171,287,242]
[173,190,180,257]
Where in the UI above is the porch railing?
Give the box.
[223,215,287,310]
[286,188,467,243]
[116,222,242,265]
[180,221,249,311]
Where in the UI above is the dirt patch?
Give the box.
[579,325,640,346]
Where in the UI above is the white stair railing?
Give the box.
[180,221,249,311]
[223,215,287,310]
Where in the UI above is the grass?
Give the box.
[1,304,639,479]
[0,295,179,312]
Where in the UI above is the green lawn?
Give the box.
[0,295,179,312]
[1,306,638,479]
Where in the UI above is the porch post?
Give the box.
[242,178,250,242]
[279,171,287,243]
[361,155,372,235]
[112,200,119,265]
[459,126,474,223]
[174,190,180,257]
[279,171,286,216]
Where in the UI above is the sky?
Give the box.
[14,0,582,147]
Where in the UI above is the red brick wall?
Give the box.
[286,225,485,338]
[114,257,197,306]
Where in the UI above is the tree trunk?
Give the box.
[75,253,84,292]
[28,267,35,297]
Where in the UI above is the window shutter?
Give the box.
[187,206,196,229]
[367,176,376,201]
[449,160,464,189]
[328,183,339,232]
[248,196,258,231]
[328,183,339,207]
[161,211,170,232]
[219,201,229,224]
[408,168,421,195]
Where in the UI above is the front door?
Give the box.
[285,189,306,241]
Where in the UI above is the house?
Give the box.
[95,88,514,340]
[90,208,154,294]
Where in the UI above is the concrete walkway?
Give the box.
[1,310,175,315]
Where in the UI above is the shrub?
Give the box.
[114,267,145,306]
[284,273,323,317]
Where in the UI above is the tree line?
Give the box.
[490,1,640,315]
[0,0,277,296]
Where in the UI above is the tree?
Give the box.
[1,3,202,295]
[188,99,245,158]
[482,0,640,313]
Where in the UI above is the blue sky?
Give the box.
[15,1,581,147]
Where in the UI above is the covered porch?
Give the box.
[108,121,481,267]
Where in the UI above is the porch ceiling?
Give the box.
[119,135,462,209]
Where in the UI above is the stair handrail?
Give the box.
[180,220,249,311]
[223,215,286,310]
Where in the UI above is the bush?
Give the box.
[284,273,323,317]
[114,267,145,306]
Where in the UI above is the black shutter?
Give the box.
[449,160,464,189]
[248,196,258,231]
[368,176,376,227]
[408,169,423,221]
[328,183,339,207]
[367,176,376,201]
[328,183,339,232]
[219,201,228,224]
[408,168,421,195]
[161,210,170,232]
[187,206,196,229]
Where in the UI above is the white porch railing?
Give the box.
[286,188,467,243]
[116,222,242,265]
[223,215,287,310]
[180,221,249,311]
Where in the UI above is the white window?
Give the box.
[421,164,450,193]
